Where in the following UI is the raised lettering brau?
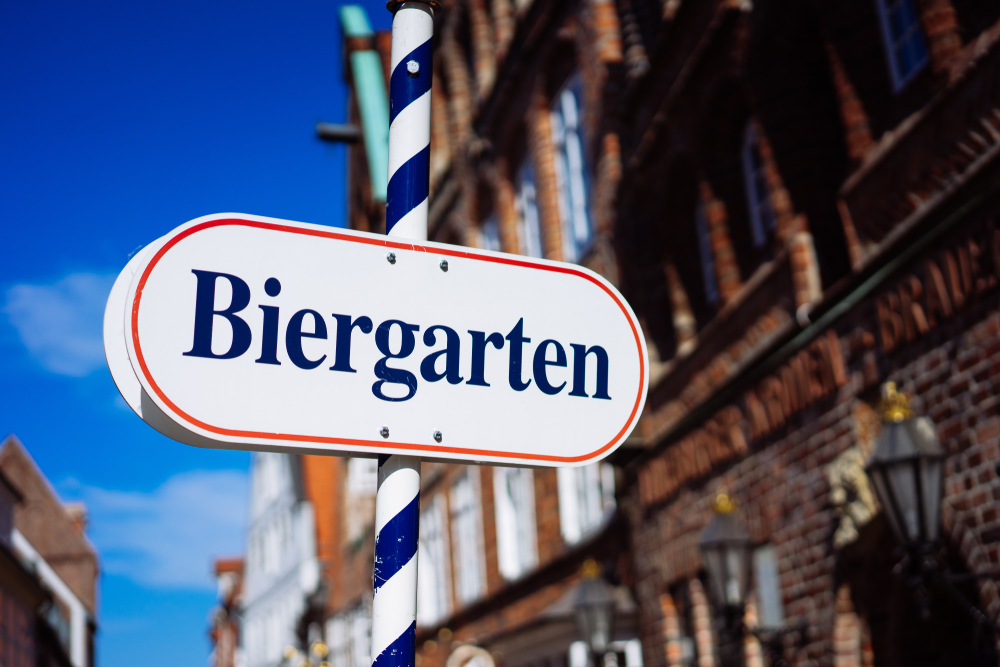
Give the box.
[183,270,612,403]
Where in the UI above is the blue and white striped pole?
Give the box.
[372,3,434,667]
[385,0,434,240]
[372,453,421,667]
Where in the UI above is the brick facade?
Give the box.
[327,0,1000,666]
[0,437,97,619]
[0,436,95,667]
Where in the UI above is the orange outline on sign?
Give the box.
[131,218,645,463]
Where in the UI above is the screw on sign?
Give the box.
[100,3,648,667]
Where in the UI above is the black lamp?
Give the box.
[574,559,617,659]
[866,382,944,551]
[699,491,753,610]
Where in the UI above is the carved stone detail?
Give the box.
[828,403,880,549]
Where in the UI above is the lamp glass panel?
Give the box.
[703,548,726,606]
[870,467,905,544]
[887,460,920,542]
[591,601,613,653]
[920,457,943,542]
[725,546,745,606]
[574,605,592,653]
[569,642,589,667]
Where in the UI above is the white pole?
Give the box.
[371,3,434,667]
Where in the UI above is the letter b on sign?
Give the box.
[183,270,253,360]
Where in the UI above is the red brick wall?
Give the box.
[628,204,1000,666]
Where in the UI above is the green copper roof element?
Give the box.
[340,5,374,38]
[340,6,388,202]
[351,51,389,202]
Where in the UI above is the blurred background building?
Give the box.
[214,0,1000,664]
[211,557,245,667]
[0,435,99,667]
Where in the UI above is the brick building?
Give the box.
[0,435,98,667]
[313,0,1000,666]
[327,10,646,667]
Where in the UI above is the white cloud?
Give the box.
[65,470,248,590]
[3,272,116,376]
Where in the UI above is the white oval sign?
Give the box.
[116,213,648,466]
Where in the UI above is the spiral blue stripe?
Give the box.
[373,492,420,591]
[372,622,416,667]
[386,145,431,232]
[385,32,432,236]
[374,10,431,667]
[389,38,432,125]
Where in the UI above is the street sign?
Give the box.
[106,213,648,466]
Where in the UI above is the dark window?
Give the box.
[695,203,719,308]
[551,75,593,263]
[515,162,543,258]
[875,0,929,91]
[741,124,776,250]
[480,216,501,252]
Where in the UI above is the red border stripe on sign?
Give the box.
[131,218,645,463]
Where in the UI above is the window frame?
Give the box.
[557,463,616,545]
[344,458,377,544]
[417,494,453,626]
[740,122,776,251]
[450,468,487,605]
[695,202,719,308]
[479,215,501,253]
[550,74,594,263]
[493,467,538,581]
[874,0,929,92]
[515,162,544,258]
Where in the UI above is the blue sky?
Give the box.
[1,0,391,664]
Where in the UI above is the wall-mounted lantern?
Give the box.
[865,382,944,552]
[573,559,617,662]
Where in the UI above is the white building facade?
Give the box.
[242,453,321,667]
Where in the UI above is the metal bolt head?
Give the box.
[439,259,449,272]
[407,60,420,77]
[386,252,396,264]
[380,426,390,438]
[433,431,442,442]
